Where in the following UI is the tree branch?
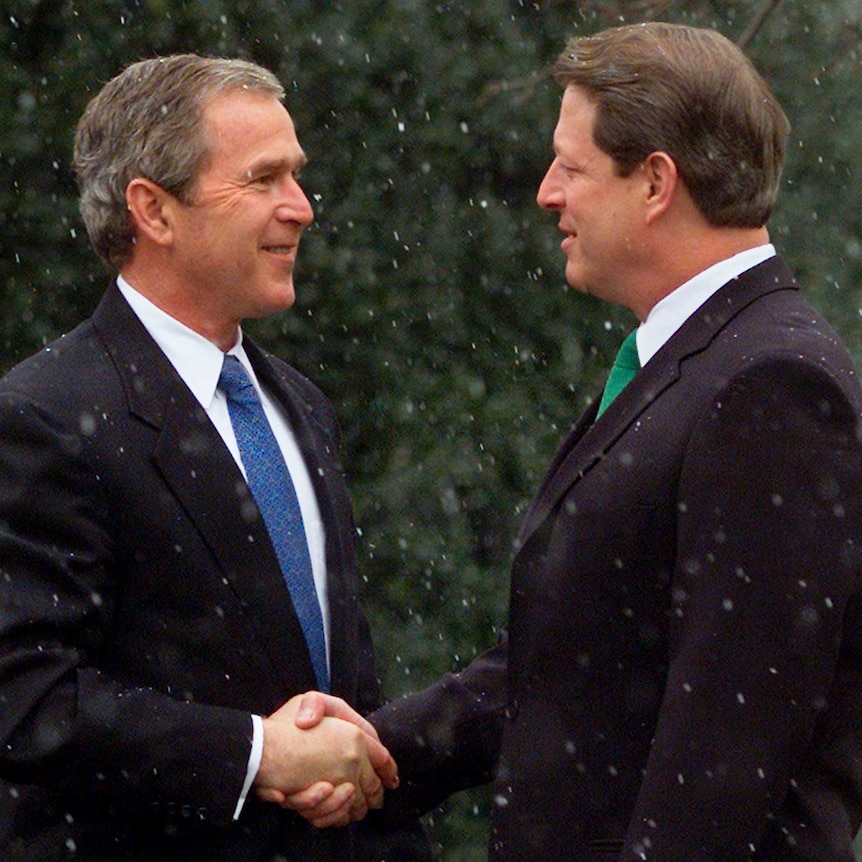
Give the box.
[737,0,785,50]
[478,68,551,107]
[550,0,676,22]
[822,20,862,75]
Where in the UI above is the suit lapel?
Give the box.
[516,357,679,547]
[93,284,317,691]
[153,400,318,690]
[517,256,800,549]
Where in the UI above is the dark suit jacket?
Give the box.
[0,283,429,861]
[373,255,862,861]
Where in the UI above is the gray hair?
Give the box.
[73,54,285,269]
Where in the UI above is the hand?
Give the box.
[253,693,397,826]
[274,692,393,826]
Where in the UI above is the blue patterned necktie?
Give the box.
[218,355,329,692]
[596,330,641,417]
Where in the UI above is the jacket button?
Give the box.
[505,699,519,720]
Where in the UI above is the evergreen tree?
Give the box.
[3,2,862,857]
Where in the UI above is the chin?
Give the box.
[564,270,589,294]
[266,283,297,312]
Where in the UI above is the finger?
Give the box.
[321,702,379,740]
[364,735,399,790]
[359,768,384,810]
[294,691,329,729]
[302,783,357,828]
[348,793,369,823]
[311,808,353,829]
[256,787,287,805]
[283,781,336,812]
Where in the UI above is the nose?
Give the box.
[277,177,314,226]
[536,159,563,211]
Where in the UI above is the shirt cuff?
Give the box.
[233,714,264,820]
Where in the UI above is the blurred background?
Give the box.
[3,0,862,857]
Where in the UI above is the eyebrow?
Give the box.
[246,152,308,178]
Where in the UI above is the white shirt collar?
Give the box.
[116,275,249,408]
[635,244,776,365]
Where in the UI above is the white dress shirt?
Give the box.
[634,244,776,364]
[117,275,330,818]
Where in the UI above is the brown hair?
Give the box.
[553,22,789,228]
[73,54,285,269]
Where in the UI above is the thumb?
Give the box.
[295,690,329,728]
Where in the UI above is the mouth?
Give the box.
[261,244,300,266]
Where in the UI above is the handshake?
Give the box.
[252,692,397,828]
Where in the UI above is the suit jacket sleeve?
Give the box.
[370,637,508,823]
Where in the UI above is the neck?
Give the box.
[119,263,241,351]
[633,225,770,321]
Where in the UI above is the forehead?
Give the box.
[201,90,304,163]
[555,86,599,143]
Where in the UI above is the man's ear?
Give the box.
[125,178,177,247]
[642,151,679,225]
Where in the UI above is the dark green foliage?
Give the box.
[3,1,862,858]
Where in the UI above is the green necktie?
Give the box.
[596,330,640,417]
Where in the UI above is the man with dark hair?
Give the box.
[0,54,429,862]
[296,23,862,861]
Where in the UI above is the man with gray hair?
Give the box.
[0,54,429,861]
